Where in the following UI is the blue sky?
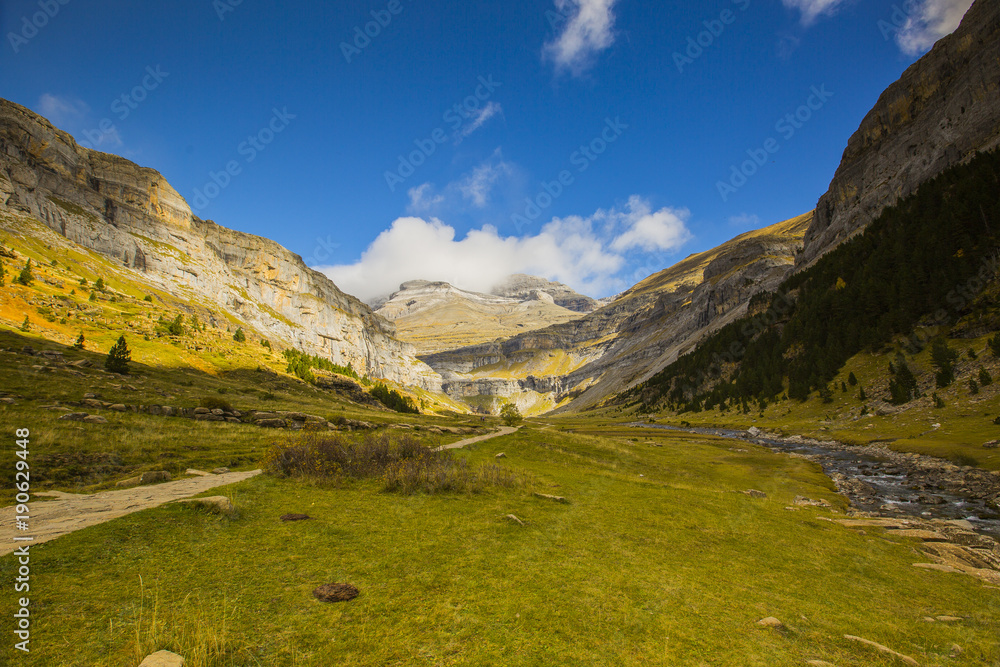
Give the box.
[0,0,974,300]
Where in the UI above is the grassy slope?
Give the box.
[606,333,1000,471]
[1,424,997,665]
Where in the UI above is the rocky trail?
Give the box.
[435,426,519,451]
[0,469,260,556]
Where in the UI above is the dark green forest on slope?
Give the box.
[625,149,1000,414]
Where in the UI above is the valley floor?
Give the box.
[1,414,998,665]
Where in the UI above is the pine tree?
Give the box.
[89,290,97,302]
[74,333,85,350]
[95,277,106,292]
[105,335,131,374]
[233,327,246,343]
[20,316,30,332]
[847,371,858,386]
[980,368,993,387]
[16,259,33,286]
[0,258,5,286]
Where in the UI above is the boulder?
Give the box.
[80,398,103,409]
[193,407,211,415]
[743,489,767,499]
[82,415,108,424]
[139,471,171,484]
[176,496,234,514]
[756,617,784,630]
[313,583,359,603]
[256,418,287,429]
[139,651,185,666]
[108,404,127,412]
[58,413,89,422]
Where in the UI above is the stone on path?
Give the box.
[843,635,919,666]
[313,583,359,603]
[139,650,185,666]
[211,467,230,474]
[186,469,211,477]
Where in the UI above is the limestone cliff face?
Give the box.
[422,213,812,413]
[799,0,1000,267]
[0,98,441,391]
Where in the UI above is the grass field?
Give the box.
[1,423,997,665]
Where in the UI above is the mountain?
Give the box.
[420,213,812,414]
[799,0,1000,268]
[489,275,601,313]
[375,279,586,355]
[0,99,441,391]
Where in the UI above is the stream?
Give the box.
[628,423,1000,539]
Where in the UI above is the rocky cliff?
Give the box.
[799,0,1000,267]
[489,274,600,313]
[0,98,441,391]
[422,213,812,414]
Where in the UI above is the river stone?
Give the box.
[313,583,359,603]
[139,650,185,666]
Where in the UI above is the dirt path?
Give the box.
[0,470,261,556]
[435,426,519,451]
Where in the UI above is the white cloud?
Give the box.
[896,0,973,55]
[544,0,619,75]
[609,196,692,253]
[781,0,847,25]
[457,102,503,141]
[319,196,692,302]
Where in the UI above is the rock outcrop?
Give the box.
[798,0,1000,267]
[489,274,600,313]
[0,98,440,390]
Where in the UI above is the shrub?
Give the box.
[166,314,185,336]
[979,368,993,387]
[969,379,979,395]
[933,393,945,408]
[79,277,88,286]
[233,327,246,343]
[94,277,105,292]
[990,334,1000,358]
[143,294,153,302]
[200,396,233,412]
[262,339,271,350]
[105,335,131,374]
[0,259,5,286]
[73,333,85,350]
[263,433,523,494]
[89,290,97,302]
[20,316,30,332]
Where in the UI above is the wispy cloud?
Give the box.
[457,101,503,142]
[896,0,973,55]
[407,183,445,213]
[728,213,761,227]
[320,196,692,302]
[458,157,513,208]
[37,93,123,148]
[544,0,619,76]
[781,0,847,25]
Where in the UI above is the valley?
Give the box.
[1,0,999,664]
